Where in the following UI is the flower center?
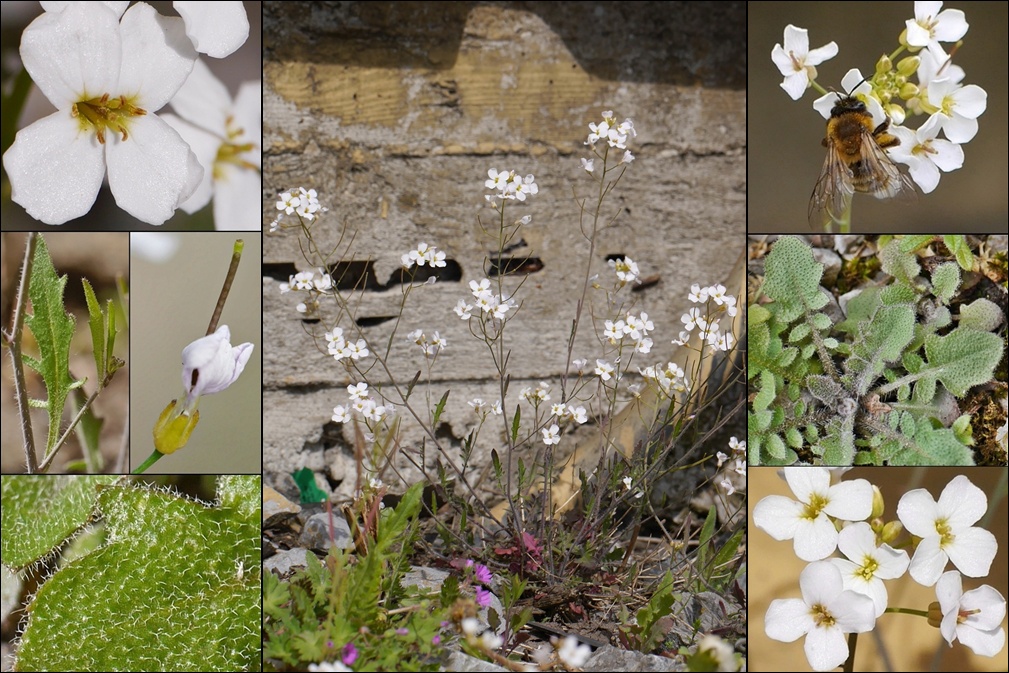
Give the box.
[811,603,836,628]
[213,116,260,180]
[801,492,830,520]
[72,93,147,144]
[856,555,880,581]
[934,518,954,547]
[958,607,980,624]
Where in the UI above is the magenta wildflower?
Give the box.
[341,643,358,666]
[475,586,492,607]
[473,563,493,585]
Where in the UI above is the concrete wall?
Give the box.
[262,1,746,494]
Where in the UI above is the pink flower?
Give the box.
[341,643,358,666]
[475,586,492,607]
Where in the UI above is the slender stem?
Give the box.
[132,450,164,474]
[114,403,130,473]
[7,233,39,472]
[842,632,857,673]
[207,239,244,336]
[884,607,929,617]
[37,386,102,473]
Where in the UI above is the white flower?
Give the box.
[594,360,615,381]
[556,635,592,669]
[513,174,538,201]
[753,467,874,561]
[347,382,369,400]
[889,115,963,193]
[688,283,708,303]
[551,403,566,418]
[490,400,503,416]
[694,634,737,672]
[621,150,634,164]
[454,298,473,320]
[347,339,370,360]
[3,2,203,225]
[307,662,351,673]
[728,436,745,454]
[934,570,1007,657]
[541,424,560,446]
[622,476,633,491]
[567,405,588,424]
[905,1,969,60]
[479,631,503,651]
[765,561,876,671]
[461,618,480,636]
[572,358,588,373]
[719,478,736,497]
[927,79,987,143]
[331,405,350,423]
[181,325,253,405]
[608,257,640,284]
[829,522,910,617]
[681,307,708,332]
[162,59,260,230]
[580,157,594,173]
[771,25,839,100]
[897,474,997,586]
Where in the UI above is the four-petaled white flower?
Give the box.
[765,561,876,672]
[4,2,203,225]
[541,424,560,446]
[753,467,873,561]
[889,114,963,193]
[829,522,910,617]
[926,78,987,144]
[934,570,1007,657]
[897,474,997,586]
[556,635,592,669]
[594,360,615,381]
[181,325,253,407]
[771,24,839,100]
[905,1,969,59]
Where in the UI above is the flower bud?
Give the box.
[897,56,921,77]
[181,325,253,403]
[153,399,199,455]
[875,54,892,75]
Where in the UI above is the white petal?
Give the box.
[105,114,203,225]
[233,81,262,169]
[783,467,830,503]
[118,3,197,111]
[937,475,987,528]
[213,163,263,231]
[793,516,839,562]
[2,112,105,224]
[896,488,941,536]
[764,598,812,642]
[823,480,873,521]
[829,591,876,633]
[174,1,250,58]
[957,623,1006,658]
[168,58,231,134]
[909,537,948,586]
[40,2,129,17]
[935,571,962,614]
[945,527,997,577]
[799,561,844,606]
[753,495,803,540]
[160,113,216,214]
[804,625,849,672]
[19,3,121,109]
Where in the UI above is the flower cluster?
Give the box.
[407,329,447,358]
[715,436,746,496]
[455,279,515,322]
[272,187,326,231]
[401,242,447,269]
[520,382,552,405]
[279,268,333,315]
[2,2,252,226]
[325,327,370,363]
[332,382,394,426]
[638,361,690,399]
[672,283,738,353]
[608,257,640,286]
[468,398,504,418]
[773,2,987,195]
[756,468,1005,670]
[585,110,637,150]
[603,311,655,354]
[484,169,539,203]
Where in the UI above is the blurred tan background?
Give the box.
[749,467,1009,672]
[748,1,1008,233]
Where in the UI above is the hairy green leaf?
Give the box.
[924,328,1002,397]
[930,262,960,304]
[23,236,79,455]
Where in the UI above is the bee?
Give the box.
[809,87,915,228]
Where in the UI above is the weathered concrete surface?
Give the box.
[263,2,746,494]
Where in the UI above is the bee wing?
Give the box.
[854,128,917,201]
[808,143,855,229]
